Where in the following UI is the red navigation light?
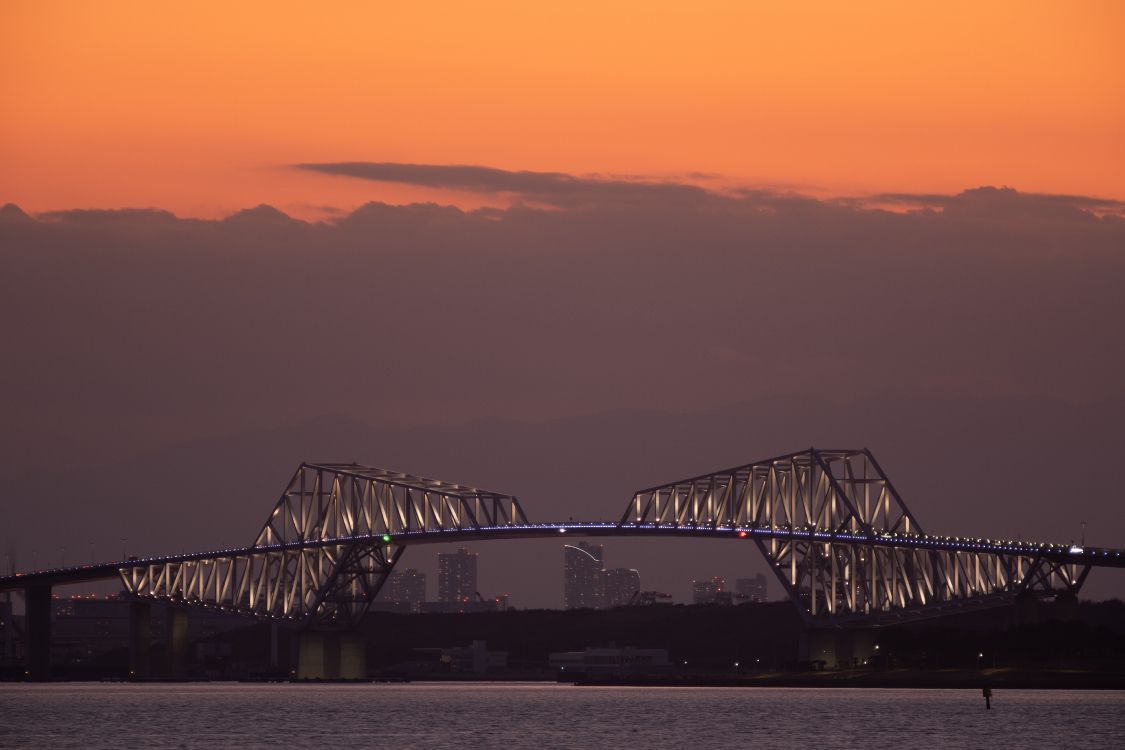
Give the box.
[738,530,748,538]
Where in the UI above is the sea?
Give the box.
[1,682,1123,749]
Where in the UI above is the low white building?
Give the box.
[549,645,670,676]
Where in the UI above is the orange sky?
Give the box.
[2,0,1123,219]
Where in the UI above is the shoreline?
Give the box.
[566,668,1125,690]
[8,667,1125,691]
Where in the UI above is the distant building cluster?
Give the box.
[561,542,768,608]
[692,573,768,605]
[375,548,509,614]
[563,542,641,609]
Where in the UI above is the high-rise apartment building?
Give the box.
[388,568,427,612]
[563,542,603,609]
[438,548,478,604]
[692,576,727,604]
[736,574,768,603]
[600,568,641,608]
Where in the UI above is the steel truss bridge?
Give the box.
[3,448,1123,630]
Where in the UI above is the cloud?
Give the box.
[33,207,185,227]
[0,203,34,224]
[294,161,717,207]
[864,186,1125,218]
[1,170,1123,481]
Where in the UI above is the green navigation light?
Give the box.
[382,534,392,543]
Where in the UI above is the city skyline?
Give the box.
[376,543,781,609]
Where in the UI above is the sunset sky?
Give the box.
[3,1,1123,218]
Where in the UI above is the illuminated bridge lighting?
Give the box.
[1,449,1121,628]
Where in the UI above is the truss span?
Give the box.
[621,448,1094,621]
[122,462,527,627]
[3,449,1121,628]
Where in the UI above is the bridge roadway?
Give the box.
[4,522,1124,592]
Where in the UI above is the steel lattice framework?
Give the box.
[622,448,1090,622]
[7,448,1119,628]
[119,463,527,627]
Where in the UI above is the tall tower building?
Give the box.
[736,574,768,603]
[692,576,727,604]
[563,541,603,609]
[388,568,427,612]
[599,568,641,608]
[438,548,478,604]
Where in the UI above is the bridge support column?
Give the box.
[323,635,341,680]
[297,632,326,680]
[1053,591,1079,621]
[840,629,876,667]
[338,633,367,680]
[798,629,837,668]
[166,608,189,678]
[25,585,51,681]
[296,631,367,680]
[269,622,279,670]
[798,628,875,669]
[1014,591,1040,625]
[129,600,152,680]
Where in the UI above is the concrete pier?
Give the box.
[799,627,876,668]
[297,632,326,679]
[166,607,189,677]
[129,600,152,679]
[296,631,367,680]
[25,584,51,681]
[270,622,279,670]
[338,633,367,680]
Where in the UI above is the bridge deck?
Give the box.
[3,522,1123,592]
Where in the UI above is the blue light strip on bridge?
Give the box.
[3,521,1122,593]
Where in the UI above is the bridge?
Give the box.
[3,448,1123,678]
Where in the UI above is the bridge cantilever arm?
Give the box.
[619,495,637,525]
[862,448,924,534]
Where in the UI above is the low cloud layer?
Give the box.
[2,171,1124,472]
[866,186,1125,218]
[296,161,1125,219]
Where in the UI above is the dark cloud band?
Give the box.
[294,161,715,207]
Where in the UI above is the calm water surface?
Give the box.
[1,683,1123,749]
